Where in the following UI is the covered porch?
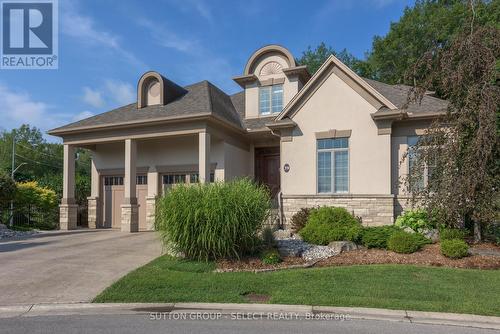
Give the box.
[60,126,249,232]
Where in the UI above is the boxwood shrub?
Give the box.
[299,207,362,245]
[361,225,401,249]
[387,231,430,254]
[155,179,270,260]
[441,239,469,259]
[440,228,467,241]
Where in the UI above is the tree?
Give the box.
[0,125,91,206]
[365,0,498,87]
[404,7,499,242]
[297,42,372,76]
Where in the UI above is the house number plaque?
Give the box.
[283,163,290,173]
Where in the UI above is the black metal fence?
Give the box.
[9,205,59,230]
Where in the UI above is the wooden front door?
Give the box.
[255,147,280,198]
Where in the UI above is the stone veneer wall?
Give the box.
[281,194,395,228]
[145,196,157,231]
[120,204,139,232]
[87,197,99,229]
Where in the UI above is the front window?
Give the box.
[408,136,435,191]
[317,138,349,193]
[259,84,283,115]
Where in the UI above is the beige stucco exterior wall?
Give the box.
[281,70,391,196]
[92,135,225,173]
[223,142,251,181]
[244,54,300,120]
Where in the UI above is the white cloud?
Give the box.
[0,83,67,133]
[82,87,104,108]
[104,80,135,105]
[136,18,199,53]
[73,110,94,121]
[60,1,147,70]
[183,0,213,22]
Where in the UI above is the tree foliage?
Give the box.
[297,42,372,76]
[0,172,16,209]
[404,16,499,240]
[0,125,91,206]
[366,0,498,87]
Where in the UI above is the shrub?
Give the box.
[290,207,314,233]
[155,179,270,260]
[395,209,435,233]
[261,249,282,264]
[299,207,362,245]
[361,225,401,249]
[0,172,16,208]
[261,226,276,249]
[440,228,467,241]
[441,239,469,259]
[387,231,430,254]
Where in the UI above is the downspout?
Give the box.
[269,128,284,229]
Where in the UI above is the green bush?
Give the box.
[387,231,430,254]
[155,179,270,260]
[441,239,469,259]
[261,226,276,249]
[261,249,282,264]
[0,172,16,209]
[440,228,467,241]
[290,207,314,233]
[361,225,401,249]
[395,209,435,233]
[299,207,362,245]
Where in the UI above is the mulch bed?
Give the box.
[316,243,500,270]
[215,243,500,272]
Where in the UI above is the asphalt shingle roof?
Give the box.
[50,76,448,135]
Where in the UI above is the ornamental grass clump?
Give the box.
[155,179,270,261]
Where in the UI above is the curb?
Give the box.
[0,302,499,330]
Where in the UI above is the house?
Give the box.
[48,45,447,232]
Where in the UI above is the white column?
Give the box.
[121,139,138,232]
[124,139,137,203]
[90,158,99,198]
[62,144,75,203]
[88,157,100,229]
[198,131,211,183]
[60,144,77,230]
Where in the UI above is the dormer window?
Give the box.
[259,84,283,115]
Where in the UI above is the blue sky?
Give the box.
[0,0,414,141]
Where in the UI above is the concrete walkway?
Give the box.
[0,229,162,305]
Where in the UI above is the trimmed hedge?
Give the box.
[440,228,467,241]
[441,239,469,259]
[387,231,430,254]
[361,226,401,249]
[299,207,362,245]
[155,179,270,260]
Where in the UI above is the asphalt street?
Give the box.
[0,314,497,334]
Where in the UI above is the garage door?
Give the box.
[102,175,148,230]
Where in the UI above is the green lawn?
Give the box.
[94,256,500,316]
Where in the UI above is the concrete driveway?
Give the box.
[0,230,162,305]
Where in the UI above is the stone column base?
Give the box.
[121,204,139,232]
[59,204,78,230]
[87,197,99,229]
[145,196,157,231]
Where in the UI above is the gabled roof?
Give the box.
[48,81,244,135]
[275,55,398,121]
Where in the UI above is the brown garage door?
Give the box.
[102,176,148,230]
